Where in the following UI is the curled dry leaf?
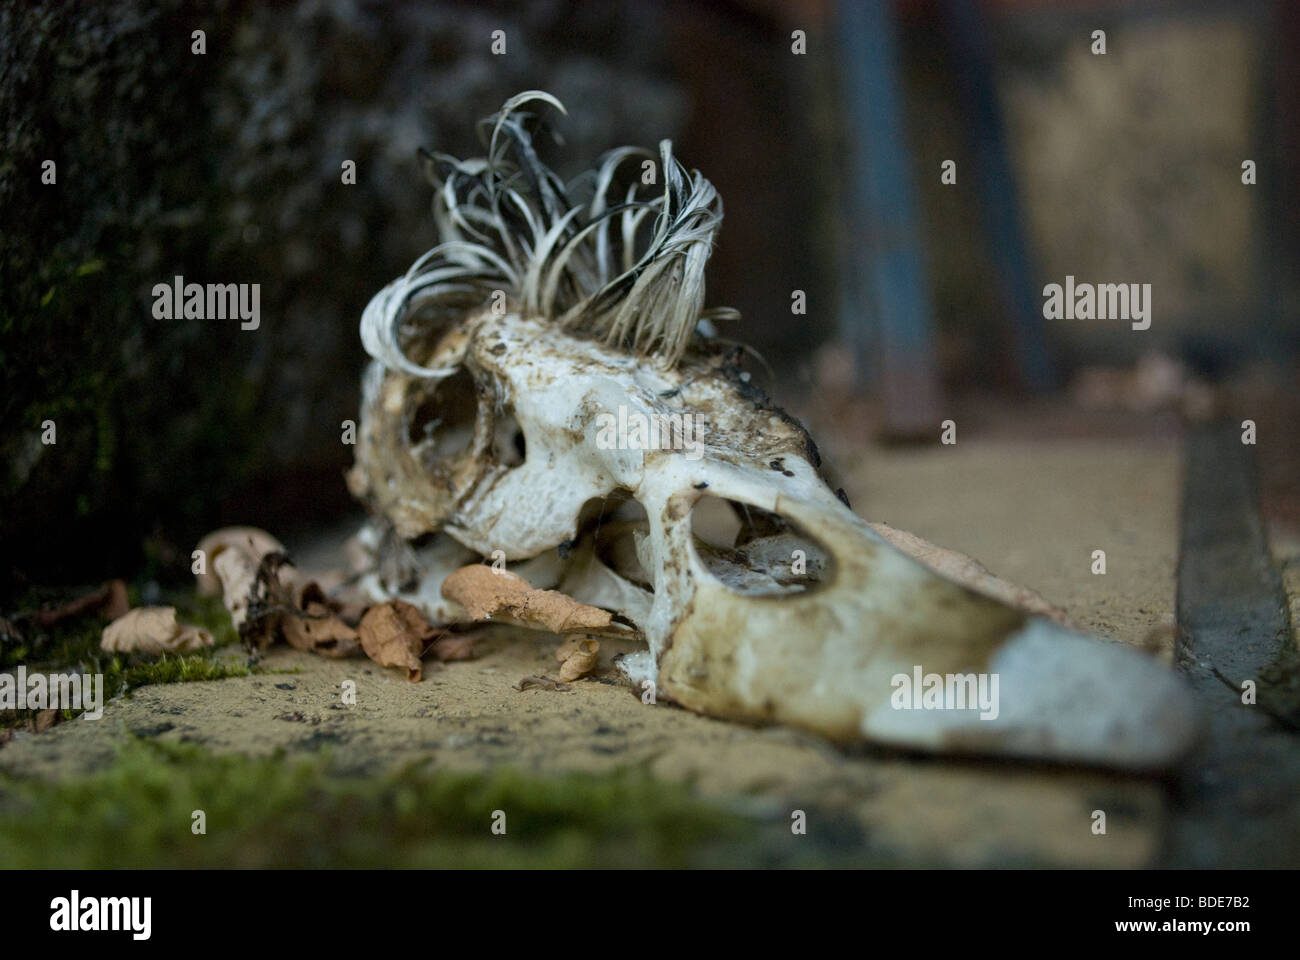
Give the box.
[195,527,286,597]
[358,600,439,681]
[555,635,600,682]
[441,565,613,634]
[212,543,367,659]
[101,607,214,655]
[297,578,369,629]
[243,552,308,651]
[867,522,1070,625]
[282,602,361,659]
[282,581,363,658]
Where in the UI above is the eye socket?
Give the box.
[405,367,478,460]
[492,408,526,467]
[690,494,743,549]
[590,496,651,590]
[557,494,652,587]
[688,494,834,596]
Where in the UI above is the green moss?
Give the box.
[2,587,257,729]
[0,737,760,868]
[114,654,249,689]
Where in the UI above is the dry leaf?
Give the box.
[33,579,129,628]
[556,636,599,682]
[195,527,285,597]
[358,600,438,681]
[442,565,612,633]
[101,580,131,621]
[211,543,369,660]
[282,602,361,658]
[554,636,583,662]
[101,607,214,655]
[295,579,367,626]
[224,551,296,648]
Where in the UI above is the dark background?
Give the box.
[2,0,1296,591]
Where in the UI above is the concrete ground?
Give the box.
[0,431,1201,867]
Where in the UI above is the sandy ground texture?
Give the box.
[0,438,1186,867]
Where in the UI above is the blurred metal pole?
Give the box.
[836,0,942,438]
[940,0,1057,392]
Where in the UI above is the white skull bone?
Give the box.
[347,92,1198,771]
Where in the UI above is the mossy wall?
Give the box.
[1,0,684,591]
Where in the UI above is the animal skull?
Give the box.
[348,92,1197,770]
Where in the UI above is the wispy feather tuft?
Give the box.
[361,91,737,376]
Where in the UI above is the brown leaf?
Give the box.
[358,600,438,681]
[441,565,613,633]
[101,580,130,621]
[556,636,600,682]
[283,602,361,658]
[295,578,368,624]
[209,543,369,660]
[233,552,302,651]
[33,579,129,628]
[101,607,213,655]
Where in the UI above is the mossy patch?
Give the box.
[1,588,263,730]
[0,737,762,868]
